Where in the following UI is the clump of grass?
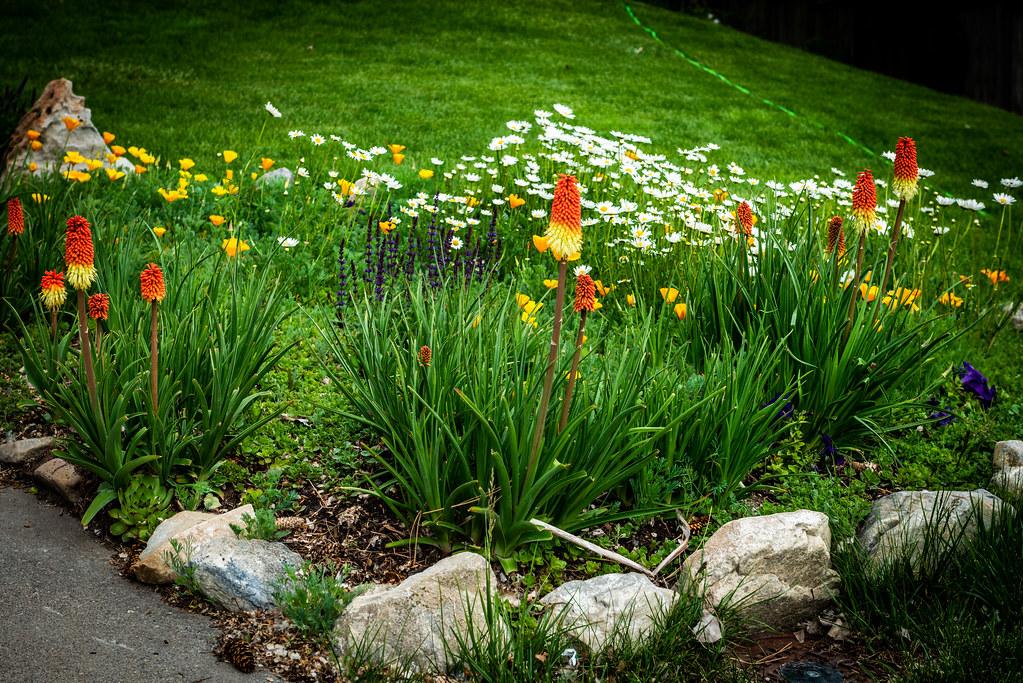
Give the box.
[834,491,1023,678]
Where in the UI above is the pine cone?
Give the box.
[275,516,307,531]
[223,638,256,673]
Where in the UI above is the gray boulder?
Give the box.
[682,510,839,631]
[857,489,1004,568]
[187,536,302,612]
[134,504,254,584]
[990,468,1023,498]
[0,436,54,466]
[540,572,676,652]
[993,441,1023,469]
[5,79,114,177]
[333,552,500,673]
[256,167,293,188]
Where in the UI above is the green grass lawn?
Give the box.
[2,0,1020,196]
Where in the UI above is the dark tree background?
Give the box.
[653,1,1023,115]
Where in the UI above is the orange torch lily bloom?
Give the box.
[40,270,67,311]
[543,175,582,260]
[64,215,97,290]
[140,263,166,302]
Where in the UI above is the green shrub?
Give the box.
[16,229,295,524]
[273,562,359,640]
[231,508,288,541]
[320,281,693,568]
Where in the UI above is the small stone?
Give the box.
[134,504,254,584]
[333,552,502,673]
[33,457,85,503]
[993,440,1023,469]
[187,537,302,612]
[540,573,676,652]
[857,489,1003,570]
[990,467,1023,497]
[256,167,293,188]
[682,510,839,630]
[0,437,54,466]
[692,610,723,644]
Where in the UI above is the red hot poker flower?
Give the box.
[7,198,24,236]
[851,169,877,233]
[736,201,754,237]
[544,174,582,260]
[40,270,67,311]
[65,215,97,289]
[139,263,166,302]
[87,293,110,320]
[417,345,432,367]
[573,273,596,313]
[892,137,919,202]
[826,215,846,257]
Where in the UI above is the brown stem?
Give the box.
[874,199,906,325]
[150,301,159,413]
[558,309,588,433]
[528,258,568,474]
[843,231,866,344]
[49,309,57,340]
[76,290,98,409]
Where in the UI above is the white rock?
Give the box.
[692,610,723,644]
[0,436,54,465]
[540,572,676,652]
[187,536,302,612]
[256,167,293,188]
[134,504,254,584]
[682,510,839,630]
[333,552,501,673]
[857,489,1004,569]
[993,441,1023,469]
[991,468,1023,497]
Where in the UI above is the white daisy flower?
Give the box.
[310,134,326,146]
[553,103,575,119]
[573,264,592,277]
[1001,177,1023,188]
[277,236,299,248]
[993,193,1016,206]
[265,101,282,118]
[972,179,989,189]
[288,130,305,139]
[297,167,309,178]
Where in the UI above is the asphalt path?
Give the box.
[0,486,278,683]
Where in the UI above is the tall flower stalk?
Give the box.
[558,273,594,433]
[529,174,582,471]
[140,263,166,412]
[845,169,876,340]
[878,137,918,307]
[65,215,98,408]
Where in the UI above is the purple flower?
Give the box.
[959,362,996,408]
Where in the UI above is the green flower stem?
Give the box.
[529,257,568,475]
[76,289,98,409]
[558,308,588,434]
